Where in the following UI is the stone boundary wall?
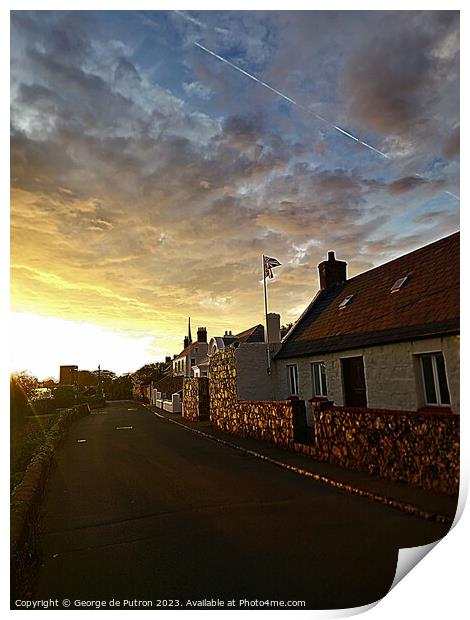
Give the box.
[183,377,209,421]
[209,349,294,446]
[11,403,91,598]
[308,407,459,495]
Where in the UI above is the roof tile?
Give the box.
[276,232,459,358]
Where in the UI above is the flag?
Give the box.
[263,255,281,279]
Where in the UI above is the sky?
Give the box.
[10,9,460,379]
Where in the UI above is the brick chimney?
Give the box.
[197,327,207,343]
[318,251,347,289]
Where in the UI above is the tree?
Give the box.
[11,371,39,400]
[40,377,58,388]
[10,376,31,431]
[280,323,293,338]
[108,374,133,400]
[132,362,167,385]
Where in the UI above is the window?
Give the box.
[191,358,196,366]
[287,364,299,395]
[391,276,408,293]
[311,362,328,397]
[418,353,450,406]
[338,294,354,309]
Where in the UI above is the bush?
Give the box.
[10,416,58,491]
[53,385,76,408]
[29,398,57,416]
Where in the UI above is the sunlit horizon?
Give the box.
[9,312,167,380]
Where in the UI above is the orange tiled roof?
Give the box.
[173,341,206,361]
[276,232,459,359]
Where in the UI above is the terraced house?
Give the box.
[274,232,460,414]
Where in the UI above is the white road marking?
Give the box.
[116,426,134,430]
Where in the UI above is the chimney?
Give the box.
[184,336,189,349]
[318,251,347,290]
[197,327,207,343]
[165,356,171,363]
[266,313,281,344]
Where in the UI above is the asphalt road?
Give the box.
[34,401,450,609]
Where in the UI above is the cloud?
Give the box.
[341,12,459,143]
[388,176,430,194]
[182,80,212,99]
[10,10,460,364]
[443,126,460,159]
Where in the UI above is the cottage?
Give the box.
[172,321,209,378]
[274,232,459,414]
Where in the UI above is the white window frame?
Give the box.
[286,364,299,396]
[311,361,328,397]
[418,352,450,406]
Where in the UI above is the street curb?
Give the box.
[148,407,454,526]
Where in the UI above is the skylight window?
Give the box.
[338,294,354,309]
[390,276,408,293]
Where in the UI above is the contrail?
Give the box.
[193,40,458,201]
[174,11,206,28]
[194,42,390,160]
[194,42,297,105]
[175,11,229,34]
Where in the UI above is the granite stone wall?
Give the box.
[207,348,459,495]
[308,406,459,495]
[209,348,294,446]
[183,377,209,421]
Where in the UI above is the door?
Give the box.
[342,357,367,407]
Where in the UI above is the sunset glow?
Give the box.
[10,10,459,378]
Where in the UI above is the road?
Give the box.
[34,401,449,609]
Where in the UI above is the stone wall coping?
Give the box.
[237,399,293,406]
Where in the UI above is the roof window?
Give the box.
[338,294,354,309]
[390,276,408,293]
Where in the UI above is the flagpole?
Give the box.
[262,255,271,374]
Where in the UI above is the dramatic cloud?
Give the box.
[10,10,459,375]
[443,126,460,159]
